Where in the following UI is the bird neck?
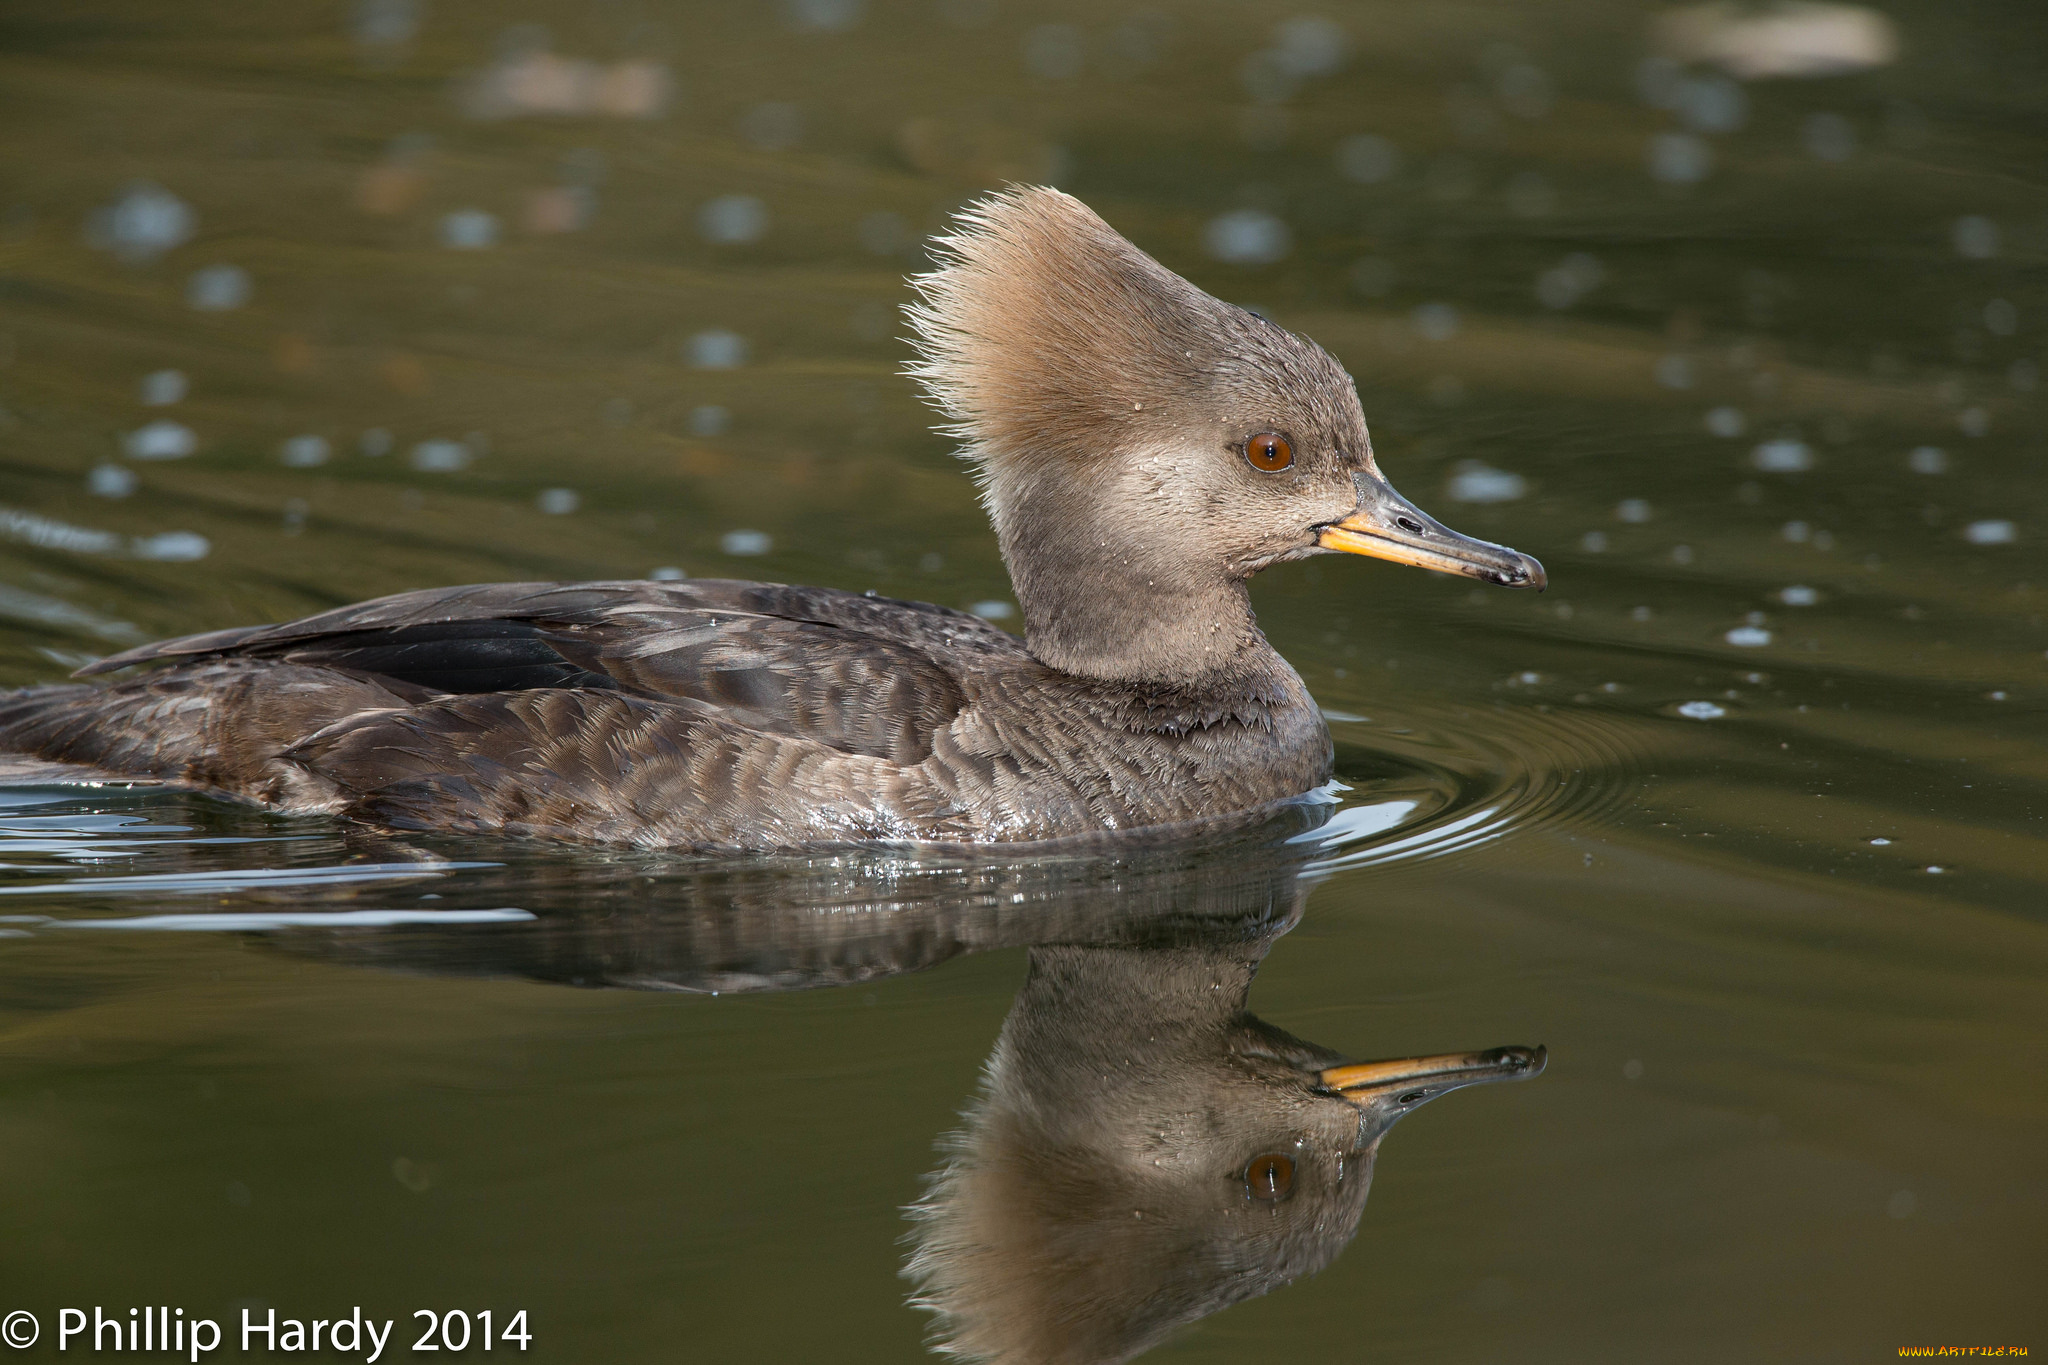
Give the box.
[992,474,1274,688]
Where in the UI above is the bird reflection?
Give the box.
[902,904,1540,1365]
[251,808,1542,1363]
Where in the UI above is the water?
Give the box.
[2,0,2044,1358]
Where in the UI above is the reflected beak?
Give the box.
[1319,1044,1547,1112]
[1318,473,1547,589]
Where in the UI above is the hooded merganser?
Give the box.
[0,187,1543,849]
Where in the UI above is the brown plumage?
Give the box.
[0,188,1543,851]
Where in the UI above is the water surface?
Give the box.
[1,1,2043,1359]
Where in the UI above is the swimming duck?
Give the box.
[0,187,1543,849]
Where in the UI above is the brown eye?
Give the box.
[1245,432,1293,472]
[1244,1153,1295,1201]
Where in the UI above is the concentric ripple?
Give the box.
[1303,700,1654,875]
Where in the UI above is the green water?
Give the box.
[1,1,2043,1359]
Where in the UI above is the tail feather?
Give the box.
[0,661,426,811]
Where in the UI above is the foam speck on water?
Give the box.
[1447,461,1525,503]
[187,264,252,311]
[123,420,197,460]
[722,529,772,556]
[1677,701,1726,720]
[1752,438,1813,472]
[1907,445,1948,475]
[1203,210,1291,266]
[688,330,747,370]
[140,369,187,405]
[279,434,330,468]
[1963,519,2015,546]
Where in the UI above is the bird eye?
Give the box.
[1245,432,1293,472]
[1244,1153,1295,1201]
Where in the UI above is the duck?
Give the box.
[0,187,1544,850]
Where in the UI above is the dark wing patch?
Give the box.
[275,621,617,695]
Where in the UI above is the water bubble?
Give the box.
[1674,74,1745,133]
[440,210,499,249]
[1631,606,1653,622]
[783,0,863,31]
[1952,216,1999,260]
[1907,446,1948,475]
[359,428,393,457]
[1869,837,1892,846]
[279,434,330,468]
[858,210,909,255]
[1671,544,1695,565]
[1677,700,1725,720]
[187,264,251,311]
[1983,299,2017,336]
[123,420,197,460]
[140,369,187,405]
[1655,354,1694,389]
[1616,498,1652,523]
[1648,132,1711,185]
[1779,585,1820,606]
[352,0,419,47]
[1411,302,1459,341]
[1023,23,1083,79]
[738,101,802,151]
[1957,406,1988,437]
[970,599,1016,621]
[132,531,210,562]
[1923,866,1946,876]
[1505,171,1556,218]
[87,182,195,262]
[1447,461,1525,503]
[1801,112,1856,162]
[89,464,137,498]
[1536,252,1603,309]
[1621,1058,1645,1081]
[1781,520,1810,543]
[687,405,730,437]
[409,439,472,472]
[1705,406,1746,437]
[1204,209,1291,266]
[721,529,772,556]
[1271,16,1349,77]
[536,487,579,515]
[699,194,768,245]
[649,565,687,581]
[1725,626,1771,647]
[1494,63,1553,119]
[1347,257,1396,297]
[1580,530,1607,552]
[1963,519,2015,546]
[687,330,748,370]
[1334,134,1400,184]
[1752,438,1813,472]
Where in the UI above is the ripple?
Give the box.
[1309,702,1649,874]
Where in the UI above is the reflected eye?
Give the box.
[1245,432,1293,472]
[1244,1153,1295,1201]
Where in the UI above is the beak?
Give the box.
[1318,472,1547,589]
[1318,1044,1547,1117]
